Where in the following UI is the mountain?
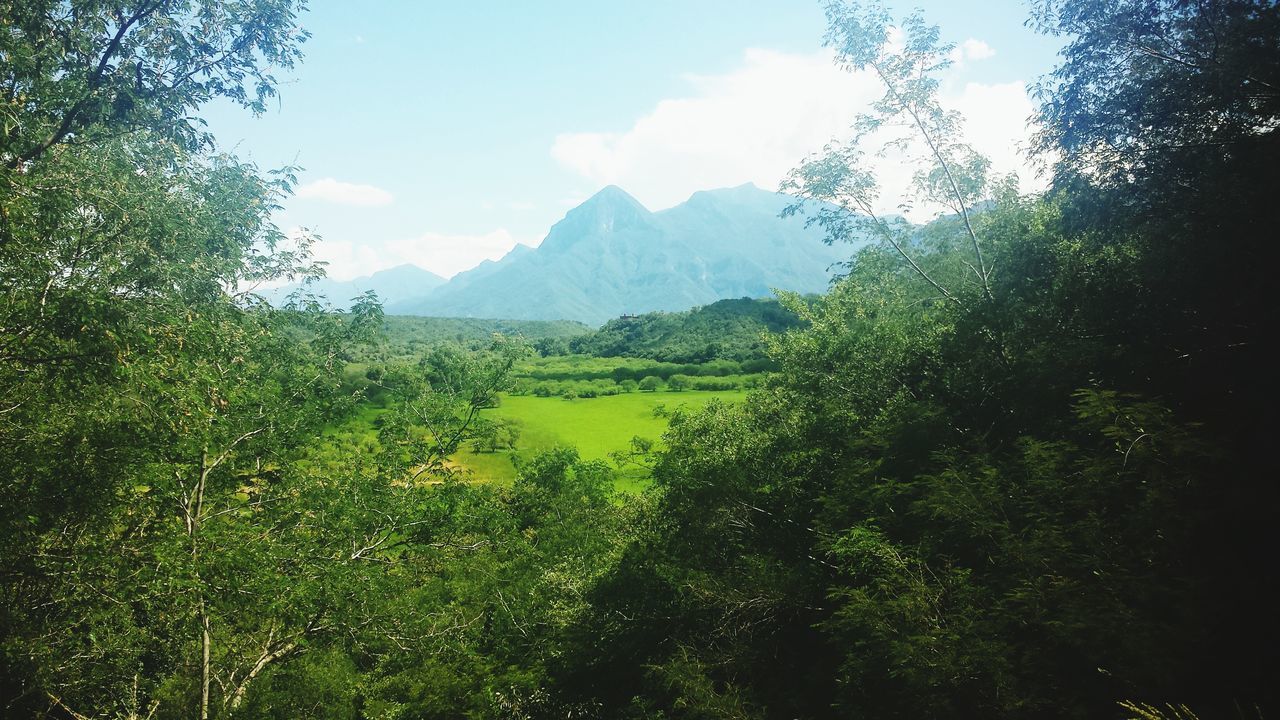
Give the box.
[433,243,533,296]
[262,263,446,308]
[388,184,861,325]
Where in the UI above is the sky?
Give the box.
[203,1,1064,282]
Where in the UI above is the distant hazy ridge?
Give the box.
[268,184,862,325]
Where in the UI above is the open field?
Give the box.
[319,387,749,492]
[455,389,748,491]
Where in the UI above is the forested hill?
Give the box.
[565,297,805,363]
[387,184,857,324]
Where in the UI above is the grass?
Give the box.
[319,383,749,493]
[455,389,748,490]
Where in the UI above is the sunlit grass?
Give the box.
[455,389,748,490]
[320,387,748,492]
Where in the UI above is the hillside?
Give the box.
[388,184,860,324]
[567,296,805,363]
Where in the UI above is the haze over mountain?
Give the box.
[261,263,446,307]
[388,184,861,325]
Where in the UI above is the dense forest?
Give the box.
[1,1,1276,719]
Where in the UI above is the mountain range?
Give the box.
[267,184,863,325]
[260,262,446,308]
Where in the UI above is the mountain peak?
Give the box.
[541,185,654,252]
[370,264,446,282]
[583,184,649,212]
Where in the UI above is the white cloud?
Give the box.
[951,38,995,64]
[551,47,1044,219]
[306,236,386,282]
[553,49,872,211]
[948,80,1039,187]
[289,227,534,281]
[294,177,394,207]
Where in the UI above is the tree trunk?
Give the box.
[201,610,211,720]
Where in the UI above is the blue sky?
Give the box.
[205,1,1063,281]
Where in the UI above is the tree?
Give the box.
[0,0,310,168]
[1027,0,1278,428]
[1031,0,1280,195]
[638,376,662,392]
[0,2,346,716]
[783,0,999,305]
[1027,1,1280,710]
[469,418,522,453]
[377,338,527,479]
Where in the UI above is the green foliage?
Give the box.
[375,337,528,478]
[1031,0,1280,195]
[356,316,588,363]
[540,2,1277,716]
[785,0,999,306]
[501,353,765,409]
[0,0,310,167]
[0,5,346,703]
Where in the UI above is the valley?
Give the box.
[333,315,776,492]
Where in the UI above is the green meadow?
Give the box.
[328,358,754,491]
[456,389,748,491]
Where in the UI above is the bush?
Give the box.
[638,376,662,392]
[741,358,778,374]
